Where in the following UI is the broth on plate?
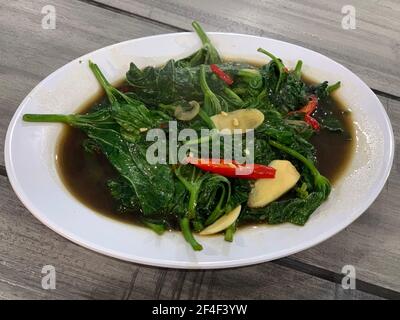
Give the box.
[56,76,354,227]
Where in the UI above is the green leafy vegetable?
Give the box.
[22,21,350,250]
[258,48,286,93]
[176,21,222,67]
[200,64,224,115]
[126,61,252,106]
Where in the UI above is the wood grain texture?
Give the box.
[164,266,383,300]
[96,0,400,97]
[0,0,177,166]
[0,175,380,300]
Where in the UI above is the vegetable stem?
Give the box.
[183,129,218,146]
[191,21,222,64]
[224,222,236,242]
[180,217,203,251]
[187,189,199,219]
[198,109,216,129]
[191,21,211,45]
[205,194,226,225]
[199,65,214,96]
[238,68,260,78]
[257,48,286,93]
[141,220,166,235]
[294,60,303,79]
[223,87,244,106]
[23,114,71,123]
[268,139,331,197]
[327,81,341,94]
[89,61,132,105]
[269,140,317,175]
[237,69,263,90]
[89,61,117,104]
[200,65,222,115]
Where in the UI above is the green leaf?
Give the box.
[243,191,325,225]
[85,127,175,216]
[126,62,253,106]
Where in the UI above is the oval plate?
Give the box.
[5,32,394,269]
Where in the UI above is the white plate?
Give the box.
[5,32,394,269]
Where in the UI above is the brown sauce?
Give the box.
[56,74,354,226]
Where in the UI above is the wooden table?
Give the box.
[1,0,399,300]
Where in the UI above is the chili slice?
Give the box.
[210,64,234,85]
[187,157,276,179]
[288,95,320,131]
[290,95,318,115]
[304,114,320,131]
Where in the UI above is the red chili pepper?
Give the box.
[304,114,320,131]
[210,64,234,85]
[288,95,320,131]
[187,157,276,179]
[297,95,318,115]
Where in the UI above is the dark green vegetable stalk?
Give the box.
[221,87,244,107]
[173,165,208,250]
[173,164,232,250]
[200,65,224,115]
[200,175,231,226]
[174,165,209,220]
[89,61,131,105]
[236,68,263,88]
[175,21,222,68]
[258,47,286,92]
[180,217,203,251]
[204,190,229,225]
[198,108,217,129]
[294,60,303,79]
[141,218,167,235]
[191,21,222,65]
[327,81,341,94]
[224,222,237,242]
[23,108,114,128]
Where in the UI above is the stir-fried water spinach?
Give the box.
[23,21,347,250]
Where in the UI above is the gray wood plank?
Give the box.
[0,176,380,299]
[0,0,178,166]
[158,267,382,300]
[97,0,400,96]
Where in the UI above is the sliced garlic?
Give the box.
[248,160,300,208]
[211,109,264,133]
[199,205,242,236]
